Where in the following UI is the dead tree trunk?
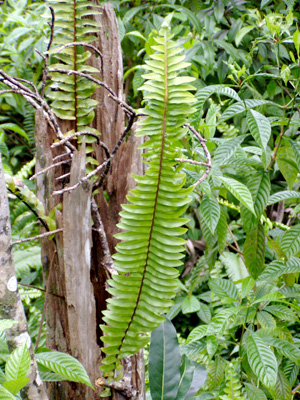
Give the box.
[0,156,49,400]
[34,2,145,400]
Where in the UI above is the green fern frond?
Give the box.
[100,26,196,377]
[47,0,101,132]
[220,363,246,400]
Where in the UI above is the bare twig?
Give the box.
[56,172,71,181]
[175,158,210,167]
[13,77,39,95]
[19,283,64,299]
[48,67,136,116]
[292,382,300,394]
[29,158,72,180]
[53,152,71,162]
[12,229,63,245]
[182,123,212,186]
[53,160,108,195]
[0,69,76,153]
[93,114,135,190]
[55,42,103,73]
[91,196,117,276]
[51,131,101,147]
[227,225,245,262]
[39,5,55,98]
[7,188,50,232]
[268,124,284,170]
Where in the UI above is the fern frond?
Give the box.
[47,0,101,132]
[100,26,196,376]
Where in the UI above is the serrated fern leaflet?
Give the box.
[47,0,101,134]
[100,27,196,376]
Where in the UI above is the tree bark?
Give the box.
[0,156,49,400]
[34,2,146,399]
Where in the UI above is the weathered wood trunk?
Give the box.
[34,2,145,399]
[0,156,49,400]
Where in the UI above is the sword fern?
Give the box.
[47,0,101,133]
[100,25,197,377]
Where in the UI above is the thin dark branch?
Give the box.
[53,160,108,195]
[19,283,64,299]
[183,123,212,186]
[93,113,135,190]
[55,42,103,73]
[30,159,72,180]
[12,229,63,245]
[13,77,39,95]
[51,131,101,148]
[48,67,136,116]
[56,172,71,181]
[91,196,116,276]
[39,5,55,99]
[7,188,50,232]
[0,69,76,153]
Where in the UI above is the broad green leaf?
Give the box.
[244,382,267,400]
[0,385,16,400]
[35,352,93,388]
[240,276,255,298]
[247,333,277,390]
[264,304,297,322]
[175,355,194,400]
[2,377,29,395]
[235,25,256,46]
[182,295,201,314]
[199,196,220,234]
[5,343,30,381]
[214,0,224,22]
[206,307,240,337]
[293,29,300,57]
[186,364,208,398]
[218,100,275,123]
[0,321,18,332]
[247,109,271,150]
[289,140,300,171]
[218,176,255,215]
[240,172,270,233]
[149,319,181,400]
[257,311,276,328]
[267,338,300,365]
[267,190,300,205]
[186,325,208,344]
[275,369,291,400]
[251,292,284,305]
[213,135,245,167]
[209,278,239,302]
[280,225,300,258]
[276,145,298,190]
[220,252,249,284]
[216,205,227,252]
[0,123,29,141]
[243,222,265,279]
[197,302,211,324]
[207,336,218,359]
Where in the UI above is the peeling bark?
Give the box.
[0,156,49,400]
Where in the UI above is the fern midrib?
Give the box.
[115,32,169,362]
[73,0,78,132]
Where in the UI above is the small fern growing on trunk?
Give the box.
[47,0,101,133]
[100,24,197,377]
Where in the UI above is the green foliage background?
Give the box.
[1,0,300,399]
